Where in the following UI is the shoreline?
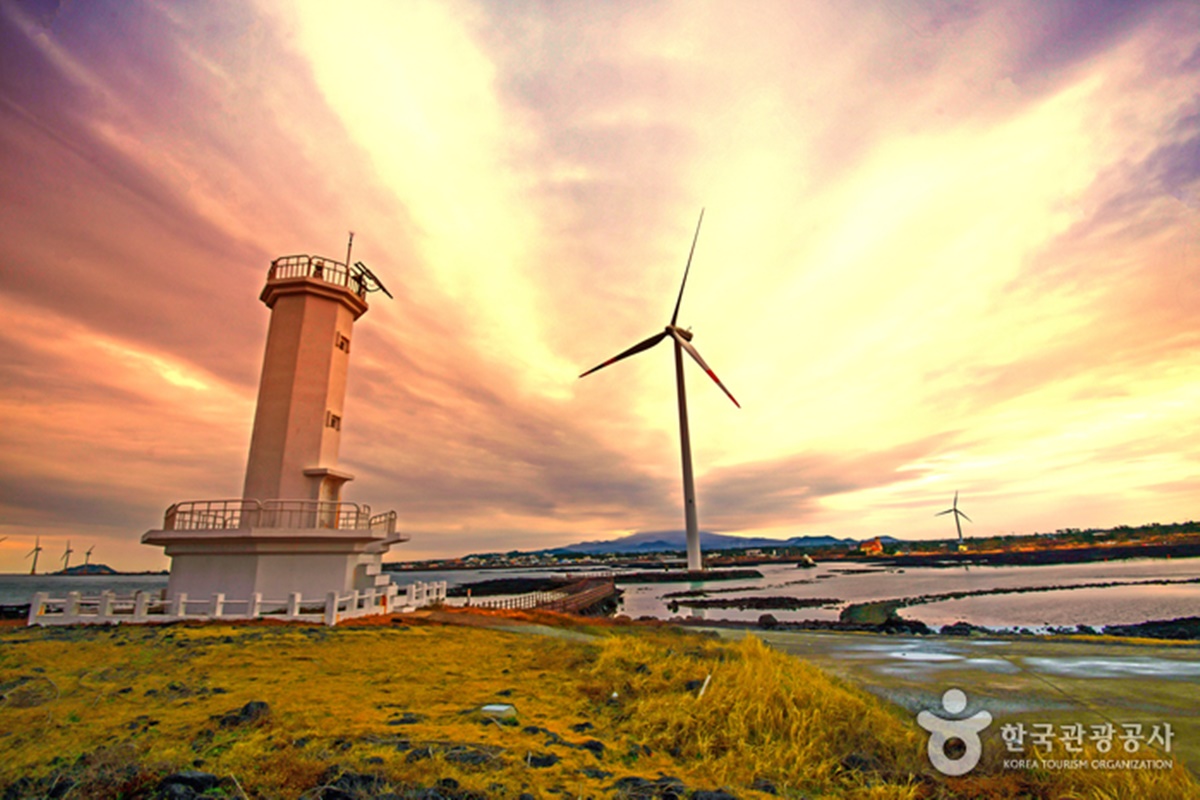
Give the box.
[674,611,1200,641]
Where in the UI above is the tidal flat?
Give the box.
[1,611,1197,799]
[712,628,1200,780]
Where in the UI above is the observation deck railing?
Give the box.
[268,254,369,299]
[163,499,403,538]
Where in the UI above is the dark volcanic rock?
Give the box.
[155,771,222,799]
[750,778,777,795]
[674,596,840,611]
[878,615,931,635]
[215,700,269,728]
[444,747,493,766]
[159,771,220,791]
[406,747,435,763]
[940,621,982,636]
[612,775,688,799]
[1103,616,1200,640]
[578,738,605,757]
[527,752,559,768]
[317,769,390,800]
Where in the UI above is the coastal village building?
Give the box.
[142,251,410,607]
[859,537,884,556]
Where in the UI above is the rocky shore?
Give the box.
[872,540,1200,568]
[667,596,840,612]
[450,569,764,598]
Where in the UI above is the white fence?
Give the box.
[27,581,447,627]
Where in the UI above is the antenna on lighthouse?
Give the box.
[345,231,354,272]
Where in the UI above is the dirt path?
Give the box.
[401,609,599,641]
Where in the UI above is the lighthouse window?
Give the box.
[326,412,342,430]
[336,333,351,353]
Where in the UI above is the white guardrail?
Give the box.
[27,581,446,627]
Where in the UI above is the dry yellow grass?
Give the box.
[0,614,1195,799]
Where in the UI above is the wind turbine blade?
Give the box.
[958,511,972,523]
[670,209,705,326]
[579,331,668,378]
[935,509,953,517]
[670,329,740,407]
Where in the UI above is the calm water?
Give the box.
[4,557,1198,630]
[0,574,170,605]
[613,558,1200,628]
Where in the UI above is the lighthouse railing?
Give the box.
[163,499,388,531]
[267,254,368,299]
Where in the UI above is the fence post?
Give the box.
[98,591,115,620]
[406,583,416,607]
[172,593,188,618]
[350,590,360,615]
[324,592,339,626]
[65,591,81,618]
[287,593,301,617]
[133,591,150,622]
[28,592,48,626]
[211,593,225,618]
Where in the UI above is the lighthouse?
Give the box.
[143,245,407,605]
[242,253,368,505]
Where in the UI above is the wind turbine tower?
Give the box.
[27,537,43,575]
[579,210,739,572]
[84,545,95,567]
[937,491,972,551]
[61,540,74,572]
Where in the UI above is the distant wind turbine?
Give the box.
[61,540,74,572]
[936,491,972,547]
[85,545,95,566]
[579,209,739,572]
[27,536,43,575]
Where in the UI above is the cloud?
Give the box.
[2,0,1199,571]
[698,435,953,529]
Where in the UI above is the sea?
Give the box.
[3,556,1198,631]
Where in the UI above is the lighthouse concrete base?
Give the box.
[141,527,402,605]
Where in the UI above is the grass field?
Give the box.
[1,610,1196,799]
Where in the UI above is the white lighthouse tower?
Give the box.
[143,244,407,607]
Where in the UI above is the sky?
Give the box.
[1,0,1198,571]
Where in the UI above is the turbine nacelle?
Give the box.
[668,325,694,342]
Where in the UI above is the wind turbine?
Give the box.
[27,536,43,575]
[84,545,95,567]
[579,209,739,572]
[936,491,971,549]
[61,540,73,572]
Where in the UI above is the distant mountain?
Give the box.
[59,563,118,576]
[547,530,860,555]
